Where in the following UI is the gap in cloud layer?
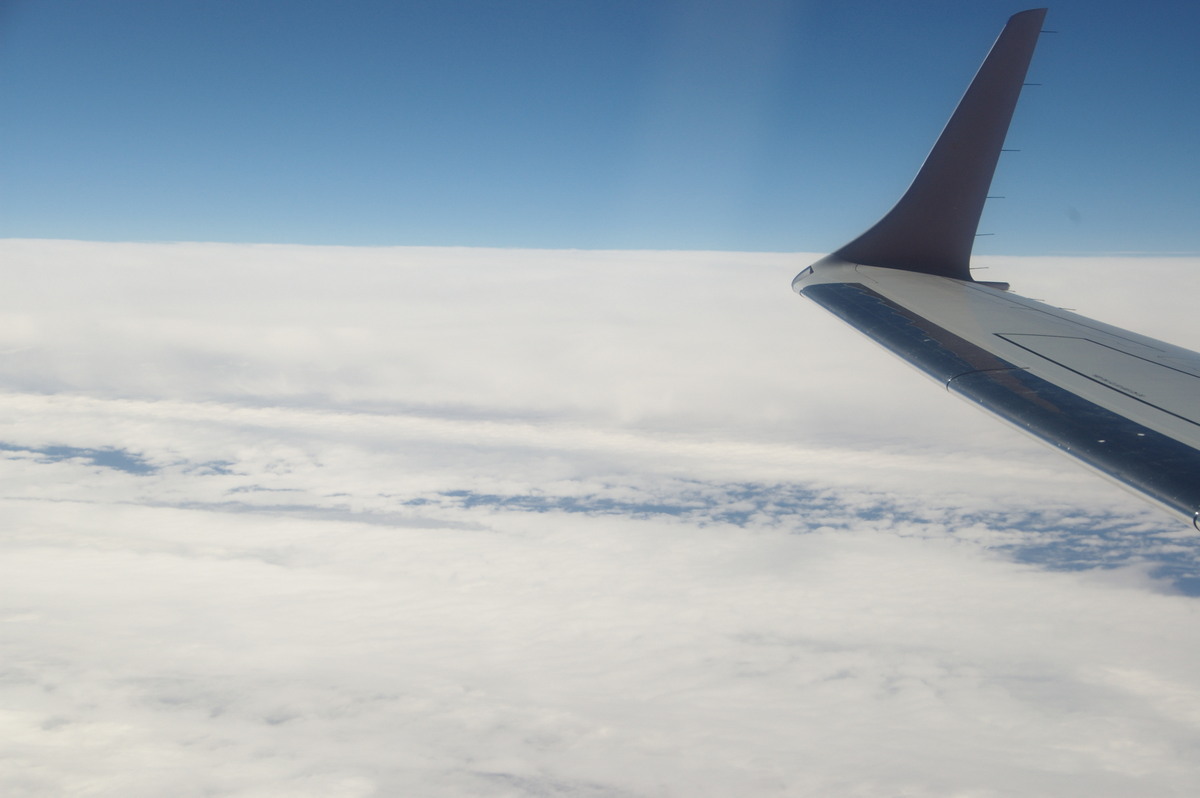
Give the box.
[0,441,157,474]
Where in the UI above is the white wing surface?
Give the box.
[792,9,1200,526]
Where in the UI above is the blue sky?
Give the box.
[4,5,1200,792]
[0,0,1197,253]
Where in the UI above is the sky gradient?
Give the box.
[3,3,1200,794]
[0,0,1197,253]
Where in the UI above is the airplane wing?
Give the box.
[792,9,1200,527]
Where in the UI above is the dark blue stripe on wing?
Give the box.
[801,281,1200,521]
[802,282,1011,382]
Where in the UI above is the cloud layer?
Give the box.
[1,241,1198,796]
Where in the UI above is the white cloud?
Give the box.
[0,240,1197,796]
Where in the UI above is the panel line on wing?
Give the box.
[802,283,1200,519]
[997,334,1200,428]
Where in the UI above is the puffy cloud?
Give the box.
[0,240,1197,796]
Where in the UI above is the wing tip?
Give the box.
[827,9,1047,281]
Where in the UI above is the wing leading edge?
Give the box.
[792,9,1200,526]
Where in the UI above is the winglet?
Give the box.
[831,8,1047,280]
